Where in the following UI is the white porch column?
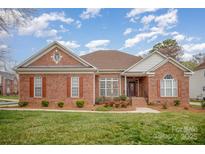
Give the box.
[125,75,127,96]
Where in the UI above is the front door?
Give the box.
[128,82,135,97]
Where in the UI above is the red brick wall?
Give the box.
[29,47,84,66]
[139,77,148,97]
[147,62,189,105]
[19,74,94,105]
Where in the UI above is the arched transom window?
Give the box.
[160,74,178,97]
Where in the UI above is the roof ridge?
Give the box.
[81,50,140,58]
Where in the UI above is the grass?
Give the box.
[0,110,205,144]
[0,95,19,100]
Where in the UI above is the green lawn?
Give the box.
[0,110,205,144]
[0,95,19,100]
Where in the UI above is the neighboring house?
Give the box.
[0,61,18,96]
[15,42,192,106]
[190,61,205,100]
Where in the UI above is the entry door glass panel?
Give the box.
[129,82,135,96]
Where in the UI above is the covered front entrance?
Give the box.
[128,80,139,97]
[124,76,148,98]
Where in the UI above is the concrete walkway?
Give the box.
[135,107,160,113]
[0,102,18,107]
[189,102,201,106]
[0,98,19,102]
[0,107,160,113]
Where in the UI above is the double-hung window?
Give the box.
[160,74,178,97]
[34,76,42,97]
[100,78,119,97]
[71,76,79,97]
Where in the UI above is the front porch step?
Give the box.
[131,97,147,107]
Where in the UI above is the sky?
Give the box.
[1,8,205,64]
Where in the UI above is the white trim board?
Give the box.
[15,41,97,70]
[123,51,193,74]
[123,51,166,73]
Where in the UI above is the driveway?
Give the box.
[0,102,18,107]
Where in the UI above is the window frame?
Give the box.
[203,86,205,92]
[34,76,42,98]
[99,78,119,97]
[160,74,178,97]
[71,76,79,98]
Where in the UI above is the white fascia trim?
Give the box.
[98,69,125,71]
[17,67,96,72]
[18,72,95,74]
[184,72,193,77]
[147,57,193,74]
[146,72,155,75]
[15,41,97,70]
[96,69,124,74]
[168,57,193,73]
[122,72,147,76]
[14,42,56,70]
[123,51,166,73]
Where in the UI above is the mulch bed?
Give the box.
[2,101,205,113]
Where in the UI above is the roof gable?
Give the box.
[16,42,96,70]
[124,51,192,74]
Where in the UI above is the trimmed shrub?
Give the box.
[95,97,103,104]
[121,102,128,108]
[114,102,120,108]
[184,106,189,110]
[104,97,111,102]
[119,95,127,101]
[147,101,154,105]
[201,101,205,109]
[174,100,180,106]
[41,100,49,107]
[162,101,167,109]
[18,102,28,107]
[95,106,112,111]
[113,97,120,102]
[104,101,114,107]
[57,102,64,108]
[109,101,114,107]
[128,98,132,106]
[104,102,109,107]
[76,100,85,108]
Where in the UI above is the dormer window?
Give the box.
[51,50,62,64]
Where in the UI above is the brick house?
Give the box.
[0,61,18,96]
[15,42,192,106]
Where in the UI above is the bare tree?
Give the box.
[193,52,205,64]
[0,9,35,33]
[0,9,35,61]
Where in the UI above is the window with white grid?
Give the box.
[99,78,119,97]
[160,74,178,97]
[71,76,79,97]
[34,76,42,97]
